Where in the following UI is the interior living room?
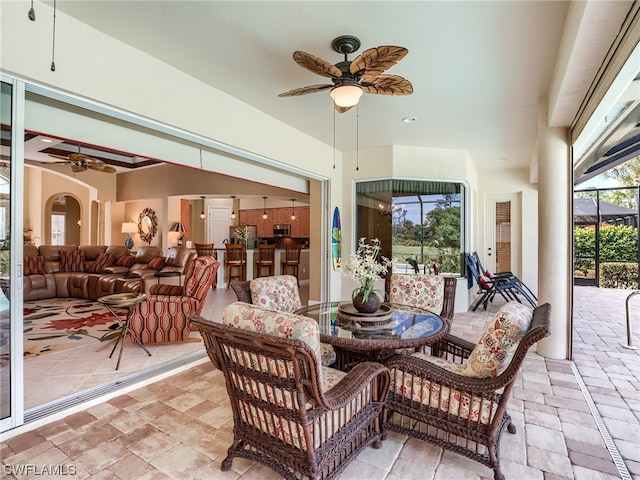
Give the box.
[1,1,639,479]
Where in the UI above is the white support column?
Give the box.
[537,98,571,359]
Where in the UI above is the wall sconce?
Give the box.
[200,196,206,220]
[121,222,137,249]
[290,199,296,221]
[262,196,268,220]
[230,195,236,220]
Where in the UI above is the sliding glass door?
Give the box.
[0,77,25,431]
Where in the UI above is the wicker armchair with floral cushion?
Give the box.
[230,275,337,367]
[383,302,551,480]
[386,273,456,322]
[191,302,390,480]
[128,256,219,343]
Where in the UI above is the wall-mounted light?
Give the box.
[262,196,268,220]
[290,199,296,221]
[199,196,206,220]
[230,195,236,220]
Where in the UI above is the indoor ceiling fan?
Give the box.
[278,35,413,112]
[45,149,117,174]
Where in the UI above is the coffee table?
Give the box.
[98,292,151,370]
[295,302,449,371]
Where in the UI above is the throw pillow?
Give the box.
[461,302,533,378]
[115,255,135,268]
[23,255,45,275]
[148,256,166,271]
[88,252,115,273]
[60,250,86,272]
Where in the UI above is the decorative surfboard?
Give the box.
[331,206,342,270]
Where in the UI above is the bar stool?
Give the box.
[225,243,246,289]
[281,244,303,286]
[255,244,276,278]
[195,243,216,289]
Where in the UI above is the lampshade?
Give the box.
[330,85,363,107]
[121,222,137,233]
[170,222,186,233]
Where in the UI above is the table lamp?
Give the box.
[171,222,186,246]
[121,222,137,249]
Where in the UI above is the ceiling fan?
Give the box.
[45,149,117,174]
[278,35,413,112]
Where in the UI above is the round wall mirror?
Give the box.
[138,207,158,244]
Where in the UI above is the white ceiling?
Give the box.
[38,1,630,172]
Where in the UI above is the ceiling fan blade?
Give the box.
[279,84,333,97]
[350,46,408,80]
[100,165,117,173]
[70,165,87,173]
[292,51,342,78]
[361,75,413,95]
[48,153,70,161]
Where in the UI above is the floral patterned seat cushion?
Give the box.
[388,301,534,426]
[249,275,302,313]
[223,301,322,366]
[222,302,369,450]
[389,274,444,315]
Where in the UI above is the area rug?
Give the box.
[23,298,127,360]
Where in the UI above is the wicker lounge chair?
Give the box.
[191,302,390,480]
[383,302,551,480]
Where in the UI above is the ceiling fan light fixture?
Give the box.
[330,85,363,108]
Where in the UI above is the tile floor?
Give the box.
[2,285,639,479]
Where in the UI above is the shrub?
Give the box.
[599,262,638,289]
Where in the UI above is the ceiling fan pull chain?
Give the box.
[50,0,57,71]
[333,108,336,169]
[356,104,359,171]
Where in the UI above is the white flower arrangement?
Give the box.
[342,237,391,300]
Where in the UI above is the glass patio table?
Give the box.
[295,301,449,371]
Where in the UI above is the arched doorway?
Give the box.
[44,194,81,246]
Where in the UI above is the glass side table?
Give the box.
[98,292,151,370]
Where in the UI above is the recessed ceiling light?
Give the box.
[40,138,53,143]
[497,157,508,163]
[402,116,417,123]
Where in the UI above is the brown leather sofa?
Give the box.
[22,244,196,301]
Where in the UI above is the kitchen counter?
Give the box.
[204,247,310,288]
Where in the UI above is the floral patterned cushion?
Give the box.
[320,343,337,366]
[389,365,496,425]
[250,275,302,313]
[462,301,533,378]
[222,301,322,367]
[389,274,444,314]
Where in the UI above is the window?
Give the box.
[356,179,465,275]
[51,213,66,245]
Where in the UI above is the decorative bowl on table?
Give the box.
[337,303,393,327]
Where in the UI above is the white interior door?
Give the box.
[208,207,231,247]
[485,193,520,275]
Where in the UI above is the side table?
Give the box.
[98,292,151,370]
[154,271,182,285]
